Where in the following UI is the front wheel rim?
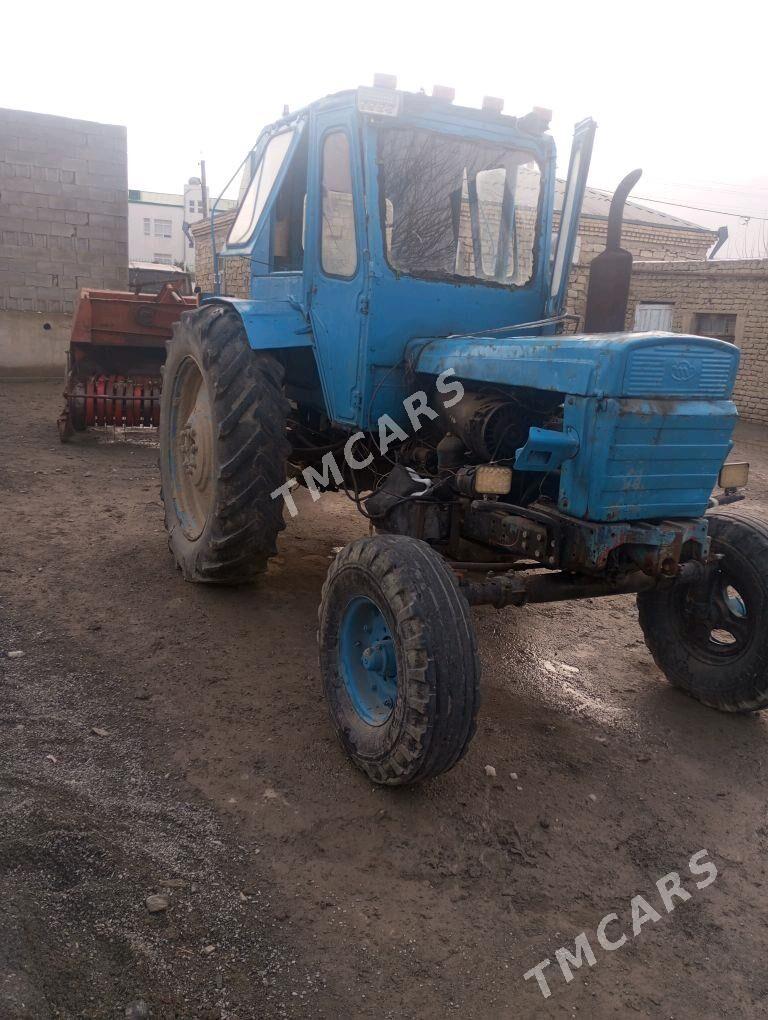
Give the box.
[338,596,398,726]
[169,357,215,541]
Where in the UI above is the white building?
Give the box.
[128,177,236,273]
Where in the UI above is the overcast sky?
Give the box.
[3,0,767,257]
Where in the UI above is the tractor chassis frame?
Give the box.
[457,557,709,609]
[380,493,712,597]
[455,500,710,577]
[375,491,715,610]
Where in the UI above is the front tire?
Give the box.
[159,304,289,584]
[318,535,481,785]
[638,510,768,712]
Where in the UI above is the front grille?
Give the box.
[560,396,738,522]
[623,343,736,398]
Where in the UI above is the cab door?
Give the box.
[304,108,368,426]
[548,117,596,317]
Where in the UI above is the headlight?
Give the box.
[718,462,749,489]
[474,465,513,496]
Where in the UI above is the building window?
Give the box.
[153,253,174,265]
[633,302,674,332]
[695,312,737,344]
[143,217,150,236]
[154,218,172,239]
[197,201,204,213]
[189,200,195,212]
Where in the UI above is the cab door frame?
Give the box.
[548,117,596,317]
[303,106,369,427]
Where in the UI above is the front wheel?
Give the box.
[318,535,481,785]
[638,510,768,712]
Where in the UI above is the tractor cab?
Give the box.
[215,81,594,428]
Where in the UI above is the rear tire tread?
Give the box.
[160,305,289,585]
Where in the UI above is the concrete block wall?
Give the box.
[627,258,768,425]
[0,107,128,375]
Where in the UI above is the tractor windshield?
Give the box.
[377,126,542,287]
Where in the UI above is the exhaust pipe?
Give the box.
[583,169,642,333]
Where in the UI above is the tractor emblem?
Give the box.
[670,358,698,382]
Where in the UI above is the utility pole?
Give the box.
[200,159,209,219]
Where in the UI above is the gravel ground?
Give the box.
[2,380,768,1019]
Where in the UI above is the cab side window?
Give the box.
[321,132,357,278]
[228,130,294,247]
[271,132,309,272]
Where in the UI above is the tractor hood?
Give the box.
[409,331,739,400]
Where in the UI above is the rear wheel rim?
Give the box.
[681,570,754,661]
[338,596,398,726]
[169,357,215,541]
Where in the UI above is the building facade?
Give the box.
[191,185,718,312]
[190,210,246,295]
[192,195,768,425]
[128,179,235,272]
[0,107,128,375]
[627,258,768,425]
[563,183,717,328]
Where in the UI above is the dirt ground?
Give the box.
[2,380,768,1019]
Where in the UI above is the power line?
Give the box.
[632,195,768,222]
[646,178,768,195]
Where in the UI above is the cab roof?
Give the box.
[260,86,552,142]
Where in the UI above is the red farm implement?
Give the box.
[58,282,197,441]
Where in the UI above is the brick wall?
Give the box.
[191,211,249,297]
[192,206,716,312]
[0,108,128,373]
[566,218,716,328]
[627,258,768,425]
[193,211,768,423]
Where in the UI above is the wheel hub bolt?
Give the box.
[361,643,384,672]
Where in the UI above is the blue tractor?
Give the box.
[159,80,764,785]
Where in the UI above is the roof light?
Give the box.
[432,85,455,102]
[358,85,402,118]
[518,106,553,134]
[373,73,397,90]
[482,95,504,114]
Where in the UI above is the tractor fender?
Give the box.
[200,296,314,351]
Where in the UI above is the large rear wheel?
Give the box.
[159,304,289,584]
[638,510,768,712]
[318,535,481,785]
